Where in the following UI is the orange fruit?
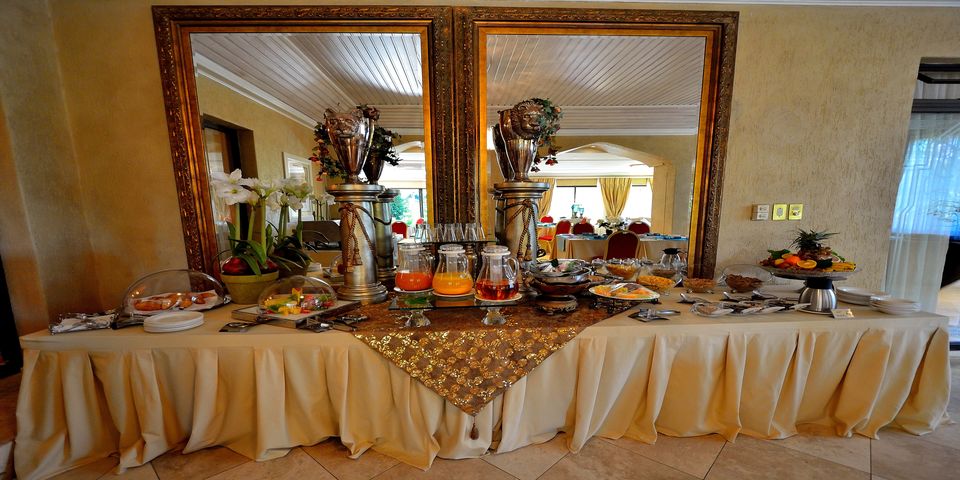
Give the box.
[773,258,785,266]
[784,255,801,266]
[797,259,817,269]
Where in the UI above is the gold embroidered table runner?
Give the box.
[350,297,624,416]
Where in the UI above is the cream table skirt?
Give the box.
[16,297,950,480]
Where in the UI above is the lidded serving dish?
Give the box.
[257,275,337,316]
[121,269,227,317]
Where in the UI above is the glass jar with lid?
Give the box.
[475,245,520,301]
[395,241,434,292]
[432,244,473,295]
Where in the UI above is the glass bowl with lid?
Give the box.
[121,269,226,317]
[257,275,337,316]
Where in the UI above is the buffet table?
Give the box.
[16,294,950,480]
[555,234,688,260]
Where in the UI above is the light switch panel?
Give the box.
[788,203,804,220]
[772,204,788,221]
[751,204,770,221]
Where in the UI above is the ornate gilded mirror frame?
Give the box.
[153,5,454,275]
[453,7,738,278]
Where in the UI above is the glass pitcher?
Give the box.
[475,245,520,300]
[432,244,473,295]
[654,247,686,282]
[395,242,434,292]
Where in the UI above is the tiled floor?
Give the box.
[1,359,955,480]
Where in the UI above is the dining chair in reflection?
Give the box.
[540,215,554,223]
[391,221,408,238]
[572,222,595,234]
[555,219,572,235]
[604,230,640,260]
[627,221,651,235]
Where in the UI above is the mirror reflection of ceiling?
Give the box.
[191,32,424,134]
[486,35,706,135]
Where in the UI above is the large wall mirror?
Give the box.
[454,8,738,277]
[153,6,453,275]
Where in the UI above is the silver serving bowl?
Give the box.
[526,260,590,284]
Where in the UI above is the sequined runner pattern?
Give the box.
[350,297,624,416]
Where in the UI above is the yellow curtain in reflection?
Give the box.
[537,178,556,219]
[599,177,633,218]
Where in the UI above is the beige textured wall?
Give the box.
[3,0,959,333]
[0,0,101,334]
[196,76,316,180]
[717,7,960,289]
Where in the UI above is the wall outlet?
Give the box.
[788,203,804,220]
[772,204,788,221]
[751,204,770,221]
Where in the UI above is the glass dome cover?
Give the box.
[258,275,337,316]
[121,269,227,316]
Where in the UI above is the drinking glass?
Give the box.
[442,223,463,242]
[464,223,482,241]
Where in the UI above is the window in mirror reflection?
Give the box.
[484,33,703,238]
[191,31,430,236]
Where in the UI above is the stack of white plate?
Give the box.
[870,296,921,315]
[837,287,886,306]
[144,311,204,333]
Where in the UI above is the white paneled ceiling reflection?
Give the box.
[193,32,706,137]
[192,33,424,132]
[486,34,706,135]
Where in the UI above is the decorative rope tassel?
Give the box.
[338,202,378,270]
[470,418,479,440]
[505,199,536,261]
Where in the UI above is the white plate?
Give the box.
[144,311,203,328]
[475,293,524,303]
[837,287,886,298]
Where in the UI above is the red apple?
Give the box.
[222,257,251,275]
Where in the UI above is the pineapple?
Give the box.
[792,229,837,267]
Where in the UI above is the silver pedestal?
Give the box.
[494,181,549,290]
[374,188,399,283]
[328,183,388,304]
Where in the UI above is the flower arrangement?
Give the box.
[210,170,314,276]
[309,104,400,181]
[597,217,627,234]
[525,98,563,172]
[268,179,315,272]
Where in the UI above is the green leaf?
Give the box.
[239,254,262,276]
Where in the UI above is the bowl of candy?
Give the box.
[634,275,677,294]
[683,277,716,294]
[605,259,640,281]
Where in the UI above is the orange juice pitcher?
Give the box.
[432,244,473,295]
[395,241,434,292]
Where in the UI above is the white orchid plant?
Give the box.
[210,170,314,276]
